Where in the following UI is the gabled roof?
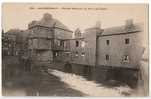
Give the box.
[54,19,71,31]
[28,13,72,32]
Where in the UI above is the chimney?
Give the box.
[125,19,134,27]
[95,21,101,29]
[43,13,52,21]
[125,19,134,31]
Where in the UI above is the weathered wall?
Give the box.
[54,28,73,39]
[32,50,53,63]
[69,28,101,66]
[69,39,86,64]
[29,39,52,50]
[97,31,143,68]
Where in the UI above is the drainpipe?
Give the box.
[95,36,99,67]
[52,22,57,62]
[95,29,103,67]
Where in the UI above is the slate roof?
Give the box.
[28,13,71,32]
[101,24,142,36]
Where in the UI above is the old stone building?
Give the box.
[69,26,103,66]
[69,28,85,64]
[2,29,27,57]
[28,13,73,64]
[97,20,144,69]
[68,20,144,70]
[26,14,144,72]
[64,20,144,86]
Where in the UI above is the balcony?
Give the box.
[52,44,70,51]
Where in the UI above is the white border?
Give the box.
[0,0,150,99]
[0,0,150,3]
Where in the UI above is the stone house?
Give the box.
[2,29,26,57]
[28,13,73,64]
[27,14,144,70]
[68,20,144,69]
[97,20,144,69]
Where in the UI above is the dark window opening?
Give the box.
[106,54,109,60]
[81,52,85,56]
[124,55,129,61]
[125,38,130,44]
[76,41,79,47]
[60,41,64,46]
[106,40,110,45]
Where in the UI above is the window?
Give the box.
[75,52,78,56]
[106,40,110,45]
[60,40,64,46]
[76,41,79,47]
[55,52,59,56]
[105,54,109,60]
[81,41,86,47]
[63,41,66,48]
[125,38,130,44]
[57,40,61,46]
[81,52,85,56]
[123,55,129,63]
[8,51,10,55]
[16,51,18,55]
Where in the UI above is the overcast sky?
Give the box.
[2,3,148,31]
[2,3,148,48]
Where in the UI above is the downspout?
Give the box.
[95,30,103,67]
[52,22,57,62]
[95,36,99,67]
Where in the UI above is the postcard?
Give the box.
[2,3,149,96]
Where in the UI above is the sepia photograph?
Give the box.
[1,3,149,96]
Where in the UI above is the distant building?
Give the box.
[2,29,29,57]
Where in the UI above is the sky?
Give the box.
[2,3,148,49]
[2,3,148,31]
